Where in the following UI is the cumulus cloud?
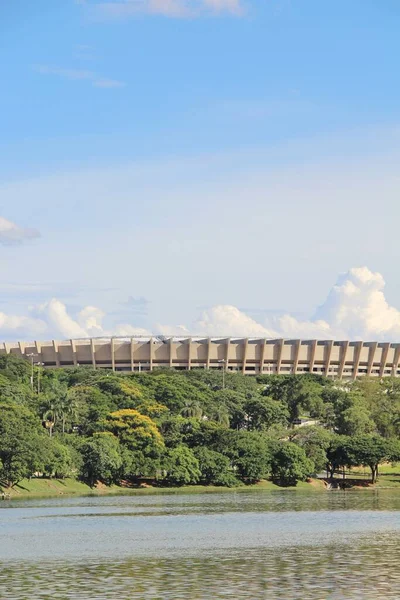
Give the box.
[3,267,400,342]
[0,312,47,337]
[0,217,40,246]
[39,299,88,339]
[165,267,400,342]
[194,305,273,337]
[78,306,106,336]
[312,266,400,340]
[93,0,244,18]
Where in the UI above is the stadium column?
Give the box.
[70,339,77,366]
[130,337,134,372]
[242,338,249,374]
[276,339,284,375]
[111,338,115,372]
[258,339,266,375]
[391,345,400,377]
[169,338,174,369]
[352,341,363,380]
[206,337,211,370]
[187,338,192,370]
[3,342,9,354]
[379,343,390,378]
[367,342,378,377]
[338,341,349,380]
[293,340,301,374]
[90,338,96,370]
[35,341,42,364]
[149,337,153,371]
[309,339,317,374]
[18,341,26,358]
[52,340,60,367]
[225,338,231,371]
[324,340,333,377]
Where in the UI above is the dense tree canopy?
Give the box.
[0,358,399,490]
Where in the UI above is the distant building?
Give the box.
[1,337,399,379]
[292,418,319,428]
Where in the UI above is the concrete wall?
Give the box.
[2,337,400,379]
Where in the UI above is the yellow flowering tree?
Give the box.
[105,409,164,478]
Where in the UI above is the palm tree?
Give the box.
[181,400,203,419]
[42,398,61,437]
[59,393,80,434]
[41,381,69,436]
[211,405,230,428]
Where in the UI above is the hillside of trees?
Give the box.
[1,354,400,491]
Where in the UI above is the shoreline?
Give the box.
[4,476,400,501]
[1,477,327,501]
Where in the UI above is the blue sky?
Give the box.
[1,0,400,341]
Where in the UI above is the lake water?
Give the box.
[1,489,399,599]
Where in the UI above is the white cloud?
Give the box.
[194,305,273,337]
[0,217,40,246]
[0,312,47,337]
[166,267,400,342]
[2,267,400,342]
[311,266,400,340]
[39,299,88,339]
[112,323,152,336]
[78,306,106,335]
[33,64,125,89]
[93,0,244,18]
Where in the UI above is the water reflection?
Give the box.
[1,491,399,599]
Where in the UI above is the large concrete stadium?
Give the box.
[1,337,400,379]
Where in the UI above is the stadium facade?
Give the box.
[1,336,400,379]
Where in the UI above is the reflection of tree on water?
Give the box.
[0,491,400,599]
[1,536,399,599]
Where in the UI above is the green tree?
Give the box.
[243,396,289,431]
[106,409,164,477]
[163,445,201,486]
[346,434,398,483]
[0,403,45,487]
[326,435,352,479]
[0,354,31,383]
[180,400,203,419]
[71,385,115,434]
[232,432,271,482]
[43,439,74,479]
[271,441,314,486]
[193,446,238,486]
[291,425,332,474]
[80,432,123,487]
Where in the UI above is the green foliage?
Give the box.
[193,447,238,486]
[271,442,314,486]
[0,354,31,383]
[346,435,398,483]
[80,432,123,487]
[163,445,201,486]
[0,403,45,487]
[1,358,400,490]
[43,439,74,479]
[334,393,375,436]
[291,426,332,474]
[243,396,289,431]
[105,409,164,477]
[231,432,272,482]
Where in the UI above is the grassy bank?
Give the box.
[5,472,400,500]
[346,464,400,489]
[1,477,326,500]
